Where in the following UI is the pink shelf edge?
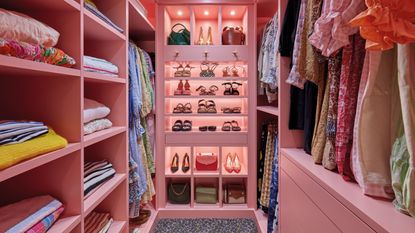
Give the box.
[64,0,81,11]
[83,173,126,216]
[83,71,126,84]
[128,0,155,31]
[108,220,127,233]
[281,148,415,233]
[0,55,81,77]
[0,143,81,183]
[84,9,126,41]
[83,127,127,147]
[256,106,279,116]
[48,215,81,233]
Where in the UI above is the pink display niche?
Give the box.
[165,147,192,177]
[193,177,220,208]
[192,5,220,45]
[164,6,191,45]
[221,5,248,45]
[221,146,247,177]
[193,146,220,176]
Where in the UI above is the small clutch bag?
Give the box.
[168,182,190,204]
[223,184,246,204]
[196,186,217,204]
[195,152,218,171]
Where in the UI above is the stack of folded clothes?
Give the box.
[0,8,76,67]
[84,0,124,33]
[85,212,113,233]
[84,160,116,198]
[84,56,119,76]
[0,195,64,233]
[84,98,113,135]
[0,121,67,170]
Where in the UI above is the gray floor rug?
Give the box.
[153,218,258,233]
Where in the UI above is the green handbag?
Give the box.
[195,186,217,204]
[168,182,190,204]
[168,23,191,45]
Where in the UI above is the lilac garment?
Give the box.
[84,2,124,33]
[128,42,147,218]
[286,0,307,89]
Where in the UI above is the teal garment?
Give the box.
[391,134,410,215]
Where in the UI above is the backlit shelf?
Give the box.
[84,173,126,216]
[166,95,248,99]
[193,171,220,177]
[165,113,248,117]
[165,77,248,81]
[165,170,192,177]
[0,143,81,183]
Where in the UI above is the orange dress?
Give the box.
[350,0,415,51]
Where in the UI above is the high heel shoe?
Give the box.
[196,26,205,45]
[171,153,179,173]
[206,26,213,45]
[174,80,184,95]
[233,153,241,173]
[183,80,191,95]
[224,153,233,173]
[182,153,190,173]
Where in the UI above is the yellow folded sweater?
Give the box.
[0,128,68,170]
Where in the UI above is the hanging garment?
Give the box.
[128,43,147,218]
[279,0,302,58]
[298,0,325,84]
[391,43,415,217]
[335,33,366,181]
[311,73,330,163]
[286,0,307,89]
[267,135,279,233]
[260,126,276,211]
[322,51,342,171]
[257,123,268,208]
[138,138,155,205]
[303,81,319,154]
[349,0,415,51]
[352,49,399,199]
[308,0,366,57]
[260,13,279,90]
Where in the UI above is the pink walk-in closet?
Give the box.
[0,0,415,232]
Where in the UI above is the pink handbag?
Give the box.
[195,153,218,171]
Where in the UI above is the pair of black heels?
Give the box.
[172,120,192,131]
[222,82,242,95]
[171,153,190,173]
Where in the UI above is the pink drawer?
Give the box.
[280,170,342,233]
[281,153,375,233]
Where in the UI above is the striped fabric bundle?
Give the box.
[84,160,116,196]
[84,212,113,233]
[0,195,64,233]
[0,121,48,145]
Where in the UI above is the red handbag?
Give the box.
[195,153,218,171]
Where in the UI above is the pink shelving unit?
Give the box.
[154,0,260,226]
[0,0,155,232]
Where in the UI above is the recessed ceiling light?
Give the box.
[177,10,183,16]
[230,10,236,16]
[204,10,209,16]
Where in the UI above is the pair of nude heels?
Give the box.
[196,26,213,45]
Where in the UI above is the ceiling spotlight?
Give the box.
[230,10,236,16]
[204,10,209,16]
[177,10,183,16]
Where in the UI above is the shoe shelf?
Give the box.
[165,76,248,81]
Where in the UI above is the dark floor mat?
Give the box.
[153,218,258,233]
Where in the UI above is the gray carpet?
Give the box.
[153,218,258,233]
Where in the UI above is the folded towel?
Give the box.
[84,2,124,33]
[84,98,111,124]
[84,56,119,76]
[0,195,63,233]
[0,128,67,170]
[85,212,111,233]
[84,118,112,135]
[26,206,64,233]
